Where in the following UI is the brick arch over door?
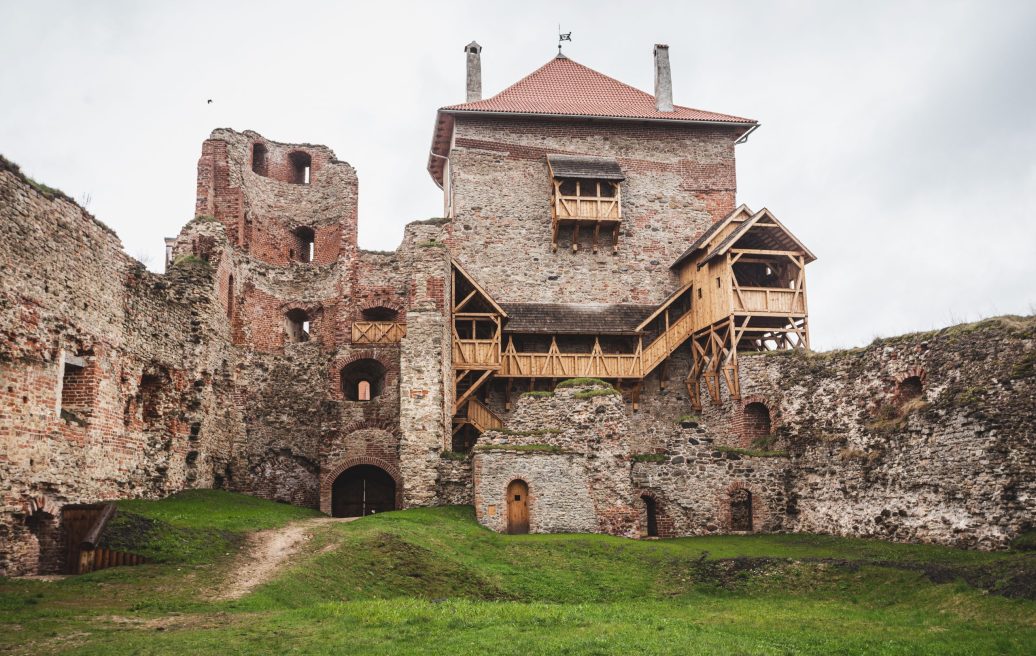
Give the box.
[320,456,403,515]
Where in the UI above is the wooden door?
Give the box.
[506,480,529,534]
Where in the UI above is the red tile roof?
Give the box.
[444,55,755,124]
[428,55,757,186]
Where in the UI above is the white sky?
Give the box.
[2,0,1034,350]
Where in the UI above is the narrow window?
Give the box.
[59,353,90,421]
[292,227,315,264]
[251,143,268,176]
[742,402,771,442]
[226,274,234,319]
[289,151,312,185]
[285,309,311,343]
[341,359,386,401]
[731,488,753,532]
[716,277,721,288]
[643,495,658,537]
[358,380,371,401]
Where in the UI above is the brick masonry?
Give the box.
[2,83,1034,574]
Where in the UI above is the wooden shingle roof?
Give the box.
[501,303,655,335]
[546,154,625,180]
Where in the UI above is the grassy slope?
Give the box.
[1,493,1034,655]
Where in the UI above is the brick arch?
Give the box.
[718,481,766,533]
[634,489,675,538]
[279,300,324,316]
[339,417,399,436]
[331,351,397,399]
[738,395,779,447]
[319,455,403,515]
[894,366,927,385]
[357,297,405,314]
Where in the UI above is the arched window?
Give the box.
[341,359,387,401]
[251,143,268,176]
[742,402,771,442]
[292,226,315,263]
[285,309,311,343]
[289,151,312,184]
[642,495,658,537]
[898,376,923,402]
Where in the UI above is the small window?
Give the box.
[697,288,702,299]
[716,277,721,288]
[289,151,312,185]
[731,489,753,532]
[341,359,386,401]
[60,353,91,420]
[292,227,315,263]
[252,143,268,176]
[286,309,311,343]
[898,376,923,402]
[226,274,235,319]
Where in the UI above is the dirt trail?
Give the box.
[215,516,356,600]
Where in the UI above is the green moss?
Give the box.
[574,387,622,399]
[1011,352,1036,380]
[171,254,209,269]
[475,443,569,454]
[556,377,612,389]
[521,390,555,398]
[497,428,561,437]
[677,414,702,425]
[632,453,667,463]
[867,398,929,433]
[439,451,469,461]
[953,386,985,407]
[713,445,789,459]
[417,240,446,248]
[1011,530,1036,551]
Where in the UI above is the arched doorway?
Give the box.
[642,495,658,537]
[331,465,397,517]
[506,480,529,534]
[731,488,753,532]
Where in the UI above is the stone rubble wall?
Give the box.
[0,159,238,575]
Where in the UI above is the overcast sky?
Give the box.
[2,0,1034,350]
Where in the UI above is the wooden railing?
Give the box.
[732,287,805,314]
[555,194,621,221]
[641,309,695,374]
[453,338,501,368]
[352,321,406,344]
[466,398,504,432]
[62,503,147,575]
[499,345,643,379]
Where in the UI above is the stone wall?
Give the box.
[445,116,743,305]
[0,157,238,575]
[472,383,640,537]
[699,316,1036,549]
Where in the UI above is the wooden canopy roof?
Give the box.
[546,155,625,181]
[501,303,655,335]
[671,205,816,269]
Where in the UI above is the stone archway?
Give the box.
[319,456,402,515]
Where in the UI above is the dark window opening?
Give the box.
[643,495,658,537]
[285,309,312,343]
[361,306,399,322]
[251,143,268,176]
[899,376,923,402]
[292,226,315,263]
[138,367,171,430]
[331,465,396,517]
[341,359,386,401]
[289,151,312,185]
[226,274,235,319]
[731,488,753,532]
[742,402,772,442]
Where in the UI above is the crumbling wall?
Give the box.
[0,158,238,575]
[701,316,1036,549]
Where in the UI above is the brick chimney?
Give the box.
[465,41,482,102]
[654,44,674,112]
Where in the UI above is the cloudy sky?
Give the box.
[2,0,1034,350]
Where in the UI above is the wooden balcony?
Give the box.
[453,338,501,369]
[352,321,406,344]
[732,287,805,314]
[554,194,621,221]
[499,349,643,379]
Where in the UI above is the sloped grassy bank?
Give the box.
[1,492,1033,655]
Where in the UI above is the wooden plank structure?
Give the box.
[449,204,813,436]
[351,321,406,344]
[547,155,624,254]
[672,205,815,409]
[61,503,147,574]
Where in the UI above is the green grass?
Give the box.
[632,453,668,463]
[475,443,569,454]
[1,495,1034,655]
[713,445,790,458]
[556,377,612,389]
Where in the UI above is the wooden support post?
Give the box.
[504,378,513,411]
[571,223,580,253]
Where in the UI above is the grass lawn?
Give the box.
[1,491,1033,655]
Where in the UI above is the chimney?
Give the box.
[654,44,674,112]
[465,41,482,102]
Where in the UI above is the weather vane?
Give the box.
[558,26,572,55]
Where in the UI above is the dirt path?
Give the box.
[215,516,356,600]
